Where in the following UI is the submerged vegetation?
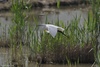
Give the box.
[0,0,99,67]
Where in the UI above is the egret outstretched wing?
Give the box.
[46,25,57,38]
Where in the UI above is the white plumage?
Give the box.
[38,24,65,38]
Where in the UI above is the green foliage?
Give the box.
[90,0,100,65]
[9,0,31,66]
[28,12,97,63]
[8,0,100,65]
[57,0,60,8]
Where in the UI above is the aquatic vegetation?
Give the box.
[2,0,98,67]
[90,0,100,66]
[9,0,30,66]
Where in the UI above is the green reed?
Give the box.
[90,0,100,66]
[34,15,90,64]
[9,0,31,66]
[8,0,100,66]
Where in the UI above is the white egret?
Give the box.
[38,24,67,38]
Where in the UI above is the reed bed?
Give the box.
[0,0,99,67]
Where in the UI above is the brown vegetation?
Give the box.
[28,44,94,64]
[0,0,89,11]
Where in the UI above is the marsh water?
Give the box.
[29,63,93,67]
[0,6,95,67]
[0,6,90,38]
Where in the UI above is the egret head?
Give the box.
[57,27,64,32]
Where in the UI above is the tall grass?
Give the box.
[90,0,100,66]
[8,0,100,66]
[9,0,30,66]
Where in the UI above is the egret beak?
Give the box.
[58,30,69,38]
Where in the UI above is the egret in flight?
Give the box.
[38,24,67,38]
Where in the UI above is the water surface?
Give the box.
[0,6,89,38]
[29,63,93,67]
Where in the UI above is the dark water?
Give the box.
[29,63,94,67]
[42,64,92,67]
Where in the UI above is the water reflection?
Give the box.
[0,48,11,66]
[38,7,88,25]
[0,17,12,38]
